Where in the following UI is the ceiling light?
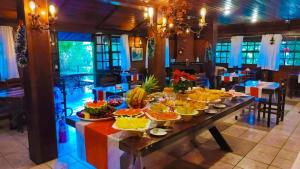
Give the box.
[224,10,231,16]
[223,0,232,16]
[251,8,258,23]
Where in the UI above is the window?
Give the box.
[242,41,260,64]
[280,40,300,66]
[216,42,230,63]
[95,34,121,71]
[58,41,94,75]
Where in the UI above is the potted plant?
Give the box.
[172,69,196,93]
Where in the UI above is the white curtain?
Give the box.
[0,26,19,81]
[258,34,282,71]
[165,38,170,68]
[228,36,243,68]
[120,34,130,71]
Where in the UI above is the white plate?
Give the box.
[210,99,222,103]
[205,109,219,114]
[112,119,151,132]
[145,112,181,122]
[214,104,227,109]
[77,115,114,121]
[175,109,199,116]
[150,128,167,136]
[197,106,209,111]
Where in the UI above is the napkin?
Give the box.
[131,74,139,81]
[245,86,262,98]
[221,76,232,82]
[97,90,106,101]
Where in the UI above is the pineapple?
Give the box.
[141,75,159,94]
[127,75,159,108]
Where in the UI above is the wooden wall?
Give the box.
[129,37,147,73]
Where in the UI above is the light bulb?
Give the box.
[186,28,190,34]
[40,10,46,16]
[200,7,207,17]
[162,17,167,26]
[169,23,174,28]
[148,7,154,18]
[49,4,56,16]
[29,1,36,13]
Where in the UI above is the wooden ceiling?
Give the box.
[1,0,300,33]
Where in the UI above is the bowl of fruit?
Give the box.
[107,95,124,107]
[77,101,115,121]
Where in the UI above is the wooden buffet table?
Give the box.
[66,96,254,169]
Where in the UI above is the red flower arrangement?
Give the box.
[172,69,196,92]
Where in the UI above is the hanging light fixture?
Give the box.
[144,0,207,38]
[28,0,58,30]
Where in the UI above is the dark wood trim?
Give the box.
[95,6,119,29]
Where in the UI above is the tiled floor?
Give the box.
[0,98,299,169]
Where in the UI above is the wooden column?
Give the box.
[149,36,166,87]
[23,0,57,164]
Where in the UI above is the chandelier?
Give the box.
[28,0,57,30]
[144,0,207,38]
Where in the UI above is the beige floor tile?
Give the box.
[222,125,248,137]
[30,164,51,169]
[246,144,280,164]
[271,156,295,169]
[4,152,35,169]
[237,158,269,169]
[209,161,234,169]
[220,153,243,165]
[223,135,257,157]
[268,166,281,169]
[0,138,28,156]
[260,133,288,148]
[0,157,13,169]
[283,137,300,152]
[143,151,175,169]
[276,149,298,161]
[239,128,267,143]
[233,167,243,169]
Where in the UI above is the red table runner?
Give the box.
[84,120,119,169]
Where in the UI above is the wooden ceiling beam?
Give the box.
[130,19,147,33]
[95,6,119,29]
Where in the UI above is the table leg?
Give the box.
[267,93,272,127]
[209,126,232,152]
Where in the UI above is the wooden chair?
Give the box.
[195,73,209,88]
[127,74,143,89]
[257,80,286,125]
[5,78,22,88]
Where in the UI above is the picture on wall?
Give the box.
[131,47,143,61]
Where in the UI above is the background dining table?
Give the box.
[235,80,280,127]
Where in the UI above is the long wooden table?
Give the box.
[66,96,254,168]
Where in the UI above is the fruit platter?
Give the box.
[77,101,115,121]
[113,108,143,117]
[145,110,181,122]
[112,117,151,132]
[107,95,124,107]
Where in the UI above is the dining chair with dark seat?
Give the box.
[5,78,23,88]
[257,80,286,125]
